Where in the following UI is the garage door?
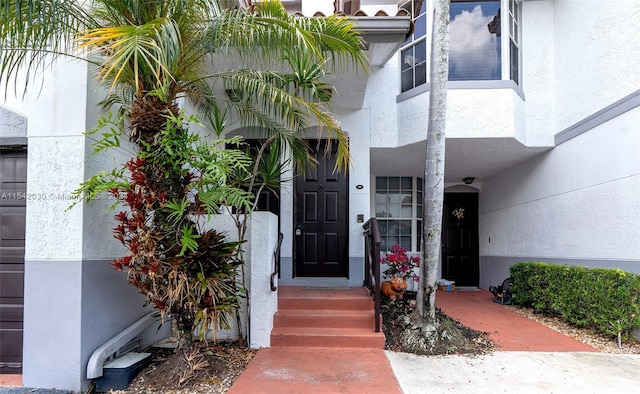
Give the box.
[0,148,26,373]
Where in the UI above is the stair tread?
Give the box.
[272,327,383,336]
[278,287,371,300]
[275,309,373,316]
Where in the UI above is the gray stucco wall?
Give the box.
[22,259,167,391]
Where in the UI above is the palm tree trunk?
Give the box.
[414,0,450,326]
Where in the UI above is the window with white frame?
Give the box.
[375,176,423,252]
[400,0,522,91]
[508,0,521,85]
[400,1,427,93]
[449,0,501,81]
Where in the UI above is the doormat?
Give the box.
[455,286,480,291]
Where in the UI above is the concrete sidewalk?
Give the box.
[387,351,640,393]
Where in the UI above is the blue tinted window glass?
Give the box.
[449,1,501,81]
[414,14,427,39]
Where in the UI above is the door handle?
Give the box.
[295,225,302,236]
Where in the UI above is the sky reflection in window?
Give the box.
[449,1,501,81]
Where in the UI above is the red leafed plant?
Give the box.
[75,112,253,342]
[380,244,420,282]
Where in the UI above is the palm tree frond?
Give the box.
[0,0,93,95]
[79,16,181,96]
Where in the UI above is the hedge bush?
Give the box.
[510,262,640,339]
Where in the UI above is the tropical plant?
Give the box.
[76,111,254,340]
[0,0,367,342]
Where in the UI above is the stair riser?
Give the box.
[271,334,385,348]
[279,298,372,311]
[274,314,375,329]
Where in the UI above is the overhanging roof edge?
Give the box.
[351,16,412,36]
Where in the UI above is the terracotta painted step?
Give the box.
[278,286,372,298]
[273,309,375,329]
[278,296,372,311]
[270,327,386,348]
[278,287,373,310]
[278,287,374,311]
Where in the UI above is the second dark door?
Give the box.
[441,192,479,286]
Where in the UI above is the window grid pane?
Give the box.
[508,0,521,85]
[510,41,519,85]
[375,176,423,252]
[399,0,427,92]
[400,40,427,92]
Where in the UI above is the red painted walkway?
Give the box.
[227,347,402,394]
[435,288,597,352]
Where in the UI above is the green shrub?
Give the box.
[510,262,640,339]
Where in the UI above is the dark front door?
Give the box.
[0,148,27,373]
[441,192,479,286]
[294,140,348,277]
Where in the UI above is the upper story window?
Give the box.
[400,1,427,93]
[399,0,521,93]
[449,0,501,81]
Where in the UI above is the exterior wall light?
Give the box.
[463,177,475,184]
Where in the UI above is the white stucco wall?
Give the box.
[338,109,372,259]
[552,0,640,131]
[302,0,333,15]
[1,58,89,261]
[82,78,132,260]
[520,0,555,146]
[365,59,402,148]
[480,105,640,263]
[447,88,519,139]
[245,212,279,348]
